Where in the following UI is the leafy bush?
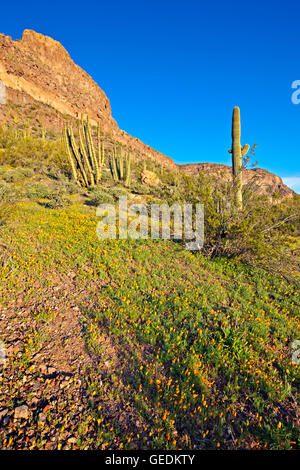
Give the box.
[201,182,300,281]
[0,167,34,183]
[26,183,50,200]
[88,188,114,206]
[100,168,112,183]
[45,191,72,209]
[143,170,299,281]
[60,181,79,195]
[107,186,129,200]
[0,181,22,203]
[0,126,69,174]
[0,181,21,227]
[130,182,152,195]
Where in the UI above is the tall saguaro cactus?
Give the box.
[63,116,105,188]
[229,107,249,209]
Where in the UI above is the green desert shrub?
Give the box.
[108,186,129,200]
[0,205,10,226]
[0,181,22,203]
[130,182,151,195]
[45,191,72,209]
[0,167,34,183]
[20,167,35,178]
[88,188,114,206]
[50,179,79,196]
[201,182,300,281]
[26,183,51,200]
[100,168,112,183]
[0,126,69,174]
[60,181,79,195]
[0,181,21,226]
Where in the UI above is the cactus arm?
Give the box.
[109,147,116,182]
[78,121,95,187]
[112,145,119,181]
[119,147,124,180]
[241,144,250,157]
[97,122,101,167]
[68,126,89,187]
[125,153,131,187]
[101,139,105,167]
[97,122,105,182]
[85,117,100,183]
[63,124,81,186]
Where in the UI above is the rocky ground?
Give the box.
[0,278,96,450]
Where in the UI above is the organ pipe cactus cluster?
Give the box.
[229,107,249,209]
[63,116,105,188]
[109,145,131,187]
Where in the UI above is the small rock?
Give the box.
[45,442,55,450]
[14,405,29,419]
[3,416,10,425]
[67,437,77,445]
[0,408,8,420]
[48,367,56,375]
[60,380,69,389]
[38,413,47,425]
[39,364,48,374]
[141,169,161,187]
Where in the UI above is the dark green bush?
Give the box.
[130,182,152,195]
[0,167,34,183]
[45,192,71,209]
[26,183,51,200]
[0,181,22,203]
[88,188,115,206]
[61,181,79,195]
[108,186,129,200]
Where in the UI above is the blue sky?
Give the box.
[1,0,300,192]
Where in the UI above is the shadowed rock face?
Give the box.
[0,30,294,198]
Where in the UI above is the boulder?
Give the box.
[141,170,161,188]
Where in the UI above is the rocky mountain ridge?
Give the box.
[0,29,294,197]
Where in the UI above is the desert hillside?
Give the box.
[0,30,176,169]
[0,30,293,198]
[0,27,299,452]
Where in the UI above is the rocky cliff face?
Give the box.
[0,30,114,124]
[0,30,294,197]
[0,30,176,169]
